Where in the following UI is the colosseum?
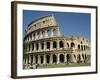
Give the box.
[23,14,91,69]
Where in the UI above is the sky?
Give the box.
[23,10,91,40]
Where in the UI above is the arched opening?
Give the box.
[33,33,35,39]
[43,21,45,24]
[71,42,75,48]
[31,55,33,65]
[39,31,43,39]
[53,29,57,37]
[77,54,81,64]
[29,44,30,51]
[47,42,50,49]
[27,55,29,64]
[60,54,64,63]
[35,32,38,39]
[78,44,80,50]
[86,46,87,50]
[53,55,57,63]
[53,41,57,48]
[84,45,85,50]
[41,42,44,50]
[82,54,84,60]
[66,54,71,63]
[30,34,32,40]
[67,43,69,48]
[46,55,50,64]
[37,32,39,39]
[27,36,29,41]
[59,41,64,48]
[42,31,45,38]
[85,54,87,60]
[47,30,51,37]
[74,54,76,59]
[32,43,34,51]
[40,56,43,64]
[36,43,39,50]
[81,41,83,44]
[36,55,38,64]
[24,56,26,64]
[81,45,83,51]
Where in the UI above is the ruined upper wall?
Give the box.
[26,15,58,34]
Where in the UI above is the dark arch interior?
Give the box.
[81,41,83,44]
[27,55,29,64]
[29,44,30,51]
[67,43,69,48]
[40,56,43,64]
[47,42,50,49]
[53,29,57,36]
[71,42,75,48]
[36,55,38,64]
[41,42,44,49]
[82,54,84,59]
[31,55,33,65]
[53,41,57,48]
[78,44,80,49]
[85,54,87,60]
[81,45,83,51]
[46,55,50,64]
[67,54,71,63]
[36,43,39,50]
[60,54,64,63]
[47,30,50,37]
[59,41,64,48]
[84,45,85,50]
[77,54,81,63]
[32,43,34,50]
[53,55,57,63]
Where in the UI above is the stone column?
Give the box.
[28,36,30,41]
[38,55,40,64]
[33,55,36,64]
[32,33,34,40]
[25,56,28,64]
[29,55,31,64]
[30,44,32,52]
[39,31,43,39]
[44,41,46,51]
[57,54,60,64]
[57,27,61,36]
[30,33,32,41]
[43,54,46,64]
[81,54,83,61]
[35,32,38,40]
[64,40,67,49]
[44,30,48,38]
[38,42,41,51]
[27,45,28,52]
[28,45,30,52]
[50,41,53,50]
[34,43,36,51]
[50,54,53,64]
[23,57,25,64]
[70,54,73,63]
[50,29,54,37]
[64,53,67,63]
[26,37,28,42]
[57,40,59,49]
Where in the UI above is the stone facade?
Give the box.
[23,15,91,69]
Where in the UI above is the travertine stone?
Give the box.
[23,15,91,69]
